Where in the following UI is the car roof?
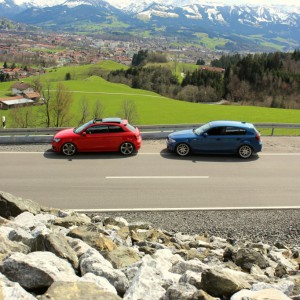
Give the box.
[93,118,128,125]
[209,120,253,128]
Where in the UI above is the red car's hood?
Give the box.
[54,128,77,139]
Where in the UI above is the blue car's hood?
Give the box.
[169,129,196,139]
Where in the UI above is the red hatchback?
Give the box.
[52,118,142,156]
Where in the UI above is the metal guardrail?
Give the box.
[0,123,299,144]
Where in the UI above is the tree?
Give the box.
[196,58,205,65]
[117,100,139,124]
[52,83,73,127]
[65,72,71,80]
[10,107,37,128]
[3,61,7,68]
[78,98,90,126]
[93,100,105,119]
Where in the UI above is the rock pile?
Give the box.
[0,191,300,300]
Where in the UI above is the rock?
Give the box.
[39,281,122,300]
[0,272,37,300]
[200,267,251,298]
[191,289,218,300]
[231,288,291,300]
[68,227,117,252]
[164,283,197,300]
[80,272,118,294]
[123,255,167,300]
[54,214,91,228]
[235,248,269,270]
[66,237,92,258]
[251,280,295,296]
[179,270,202,289]
[171,259,209,274]
[103,217,129,228]
[269,249,298,271]
[0,232,30,255]
[0,251,78,290]
[32,232,79,269]
[104,246,141,269]
[275,262,288,278]
[14,212,57,229]
[79,248,129,295]
[0,191,41,218]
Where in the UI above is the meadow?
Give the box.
[0,61,300,128]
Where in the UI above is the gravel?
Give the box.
[1,139,299,248]
[89,209,300,248]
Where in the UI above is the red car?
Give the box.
[52,118,142,156]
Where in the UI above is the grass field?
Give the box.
[0,61,300,129]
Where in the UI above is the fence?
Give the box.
[0,123,299,144]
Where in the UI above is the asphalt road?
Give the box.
[0,143,299,211]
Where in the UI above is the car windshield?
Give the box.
[74,120,93,134]
[194,123,210,135]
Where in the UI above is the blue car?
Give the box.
[166,121,262,159]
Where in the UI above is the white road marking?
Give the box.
[74,206,300,212]
[106,176,209,179]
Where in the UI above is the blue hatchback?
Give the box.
[166,121,262,159]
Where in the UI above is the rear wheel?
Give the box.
[238,145,253,159]
[62,142,77,156]
[120,142,135,155]
[176,143,190,157]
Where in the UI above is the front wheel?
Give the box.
[62,142,77,156]
[176,143,190,157]
[120,142,135,155]
[238,145,253,159]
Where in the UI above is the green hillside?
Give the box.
[1,61,300,128]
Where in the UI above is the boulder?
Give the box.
[123,255,167,300]
[0,232,30,255]
[32,232,79,269]
[200,267,251,298]
[80,248,129,295]
[0,251,78,290]
[235,248,269,270]
[171,259,209,274]
[0,272,37,300]
[54,214,91,228]
[0,191,41,218]
[231,288,291,300]
[179,270,202,289]
[80,272,118,295]
[39,281,122,300]
[103,217,129,228]
[164,283,197,300]
[104,246,141,269]
[68,227,117,252]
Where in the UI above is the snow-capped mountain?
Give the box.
[1,0,300,52]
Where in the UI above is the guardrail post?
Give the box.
[271,127,274,136]
[2,116,6,129]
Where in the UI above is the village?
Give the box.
[0,30,218,110]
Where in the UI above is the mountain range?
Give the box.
[1,0,300,52]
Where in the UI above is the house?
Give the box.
[0,96,34,110]
[11,82,34,96]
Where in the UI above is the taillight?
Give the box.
[255,133,261,141]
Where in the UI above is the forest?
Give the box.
[106,50,300,109]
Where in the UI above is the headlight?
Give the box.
[168,137,176,143]
[53,138,61,143]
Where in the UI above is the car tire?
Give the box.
[238,145,253,159]
[176,143,190,156]
[120,142,135,155]
[62,142,77,156]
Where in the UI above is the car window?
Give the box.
[109,125,124,133]
[206,127,224,135]
[125,123,136,133]
[225,127,247,135]
[86,125,109,134]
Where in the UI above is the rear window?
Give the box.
[125,123,136,133]
[225,127,247,135]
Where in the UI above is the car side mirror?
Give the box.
[82,132,87,136]
[203,132,208,137]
